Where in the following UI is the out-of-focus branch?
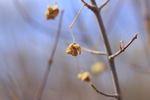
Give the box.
[13,0,68,40]
[82,47,107,55]
[109,34,138,59]
[91,84,118,98]
[34,11,64,100]
[142,0,150,43]
[106,0,125,33]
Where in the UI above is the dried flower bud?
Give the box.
[45,5,59,20]
[77,72,91,82]
[66,43,81,56]
[91,62,105,75]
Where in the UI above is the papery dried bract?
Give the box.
[66,43,81,56]
[45,5,59,20]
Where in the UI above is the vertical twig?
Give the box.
[69,4,85,43]
[90,0,122,100]
[81,0,122,99]
[34,10,64,100]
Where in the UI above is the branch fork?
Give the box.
[90,84,118,98]
[109,34,138,59]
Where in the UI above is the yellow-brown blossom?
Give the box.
[45,5,59,20]
[77,72,91,82]
[66,43,81,56]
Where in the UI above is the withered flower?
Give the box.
[77,72,91,82]
[45,5,59,20]
[66,43,81,56]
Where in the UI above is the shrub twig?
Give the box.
[34,10,64,100]
[109,34,138,59]
[81,0,123,100]
[81,47,107,55]
[69,4,85,43]
[90,84,118,98]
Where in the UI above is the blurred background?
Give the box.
[0,0,150,100]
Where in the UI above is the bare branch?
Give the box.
[69,4,85,43]
[81,0,96,11]
[99,0,110,11]
[91,84,118,98]
[34,10,64,100]
[88,0,122,100]
[81,47,107,55]
[109,33,138,59]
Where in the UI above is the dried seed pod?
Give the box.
[77,72,91,82]
[91,62,105,75]
[66,43,81,56]
[45,5,59,20]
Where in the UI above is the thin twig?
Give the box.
[82,0,122,99]
[98,0,110,11]
[90,84,118,98]
[34,10,64,100]
[69,4,85,43]
[81,47,107,55]
[109,34,138,59]
[81,0,96,11]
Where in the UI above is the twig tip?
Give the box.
[134,33,138,39]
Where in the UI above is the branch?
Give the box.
[98,0,110,11]
[88,0,122,100]
[81,47,107,55]
[91,84,118,98]
[109,34,138,59]
[69,4,85,43]
[81,0,96,11]
[34,10,64,100]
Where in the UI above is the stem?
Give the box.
[91,84,118,98]
[90,0,122,100]
[81,47,107,55]
[109,34,138,59]
[34,11,64,100]
[69,4,85,43]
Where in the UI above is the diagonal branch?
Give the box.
[69,4,85,43]
[98,0,110,11]
[91,84,118,98]
[81,0,96,11]
[109,34,138,59]
[81,47,107,55]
